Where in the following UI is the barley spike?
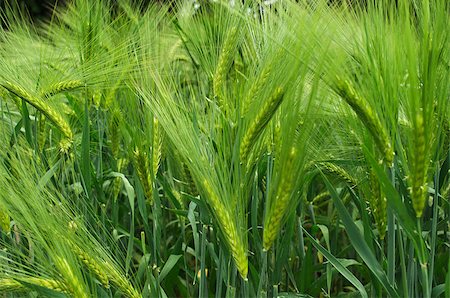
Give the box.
[334,77,393,166]
[1,81,73,140]
[409,113,428,217]
[133,148,153,203]
[240,87,284,164]
[40,80,83,97]
[213,27,238,109]
[201,179,248,279]
[69,243,110,288]
[263,147,298,250]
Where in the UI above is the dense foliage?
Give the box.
[0,0,448,297]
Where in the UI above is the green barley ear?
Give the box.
[242,49,283,115]
[240,87,285,165]
[0,204,10,233]
[37,113,47,149]
[133,148,153,204]
[109,108,122,158]
[111,159,127,201]
[409,113,428,217]
[213,26,238,109]
[40,80,83,98]
[311,191,330,205]
[0,277,69,294]
[54,256,89,298]
[368,168,387,239]
[1,81,73,140]
[152,117,163,177]
[182,162,198,196]
[69,243,110,289]
[0,278,27,292]
[318,162,358,187]
[201,179,248,279]
[334,77,393,166]
[102,261,141,298]
[1,86,22,109]
[441,182,450,200]
[263,146,298,251]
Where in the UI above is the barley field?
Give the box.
[0,0,449,297]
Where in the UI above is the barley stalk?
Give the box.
[240,87,284,164]
[334,77,393,166]
[201,179,248,279]
[40,80,83,98]
[213,27,238,109]
[1,81,73,140]
[263,147,298,250]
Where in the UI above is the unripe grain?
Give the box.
[368,168,387,239]
[318,162,357,187]
[152,117,162,177]
[40,80,83,98]
[1,81,73,140]
[54,256,88,298]
[70,243,110,288]
[409,113,428,217]
[133,148,153,204]
[213,27,238,109]
[240,87,284,164]
[201,179,248,279]
[334,77,393,166]
[263,147,298,250]
[0,277,68,293]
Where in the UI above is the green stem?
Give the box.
[428,170,439,289]
[397,228,408,298]
[387,165,395,284]
[416,219,430,298]
[257,250,268,296]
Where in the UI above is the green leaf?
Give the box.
[158,254,182,282]
[38,158,62,189]
[322,172,398,297]
[303,227,368,298]
[277,293,314,298]
[80,99,91,193]
[109,171,135,274]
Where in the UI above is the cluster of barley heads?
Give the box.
[0,0,448,297]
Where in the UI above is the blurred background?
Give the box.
[0,0,174,26]
[0,0,62,20]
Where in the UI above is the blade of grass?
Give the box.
[302,228,368,298]
[321,171,398,297]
